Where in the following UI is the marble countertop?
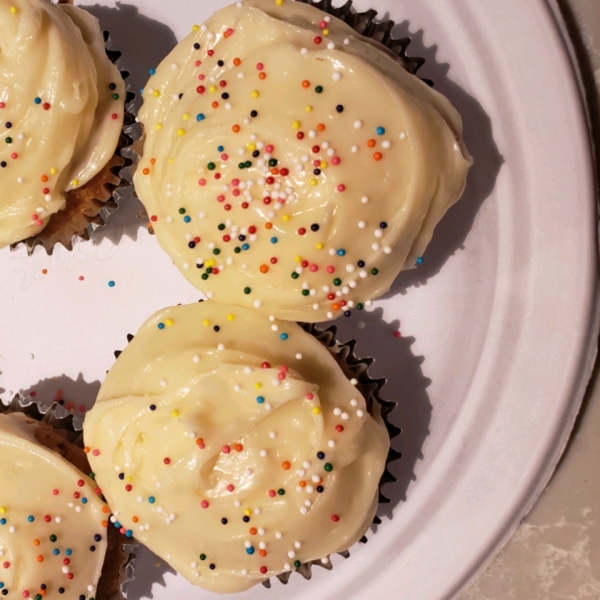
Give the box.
[462,1,600,598]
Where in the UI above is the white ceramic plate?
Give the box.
[0,0,597,599]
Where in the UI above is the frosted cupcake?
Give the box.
[0,0,129,253]
[84,301,391,593]
[134,0,472,321]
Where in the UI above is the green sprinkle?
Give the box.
[277,488,285,495]
[324,463,333,472]
[234,247,241,254]
[207,162,216,170]
[112,93,120,100]
[200,554,206,561]
[294,560,301,568]
[356,303,364,310]
[178,207,186,214]
[218,223,226,231]
[291,272,299,279]
[301,289,310,296]
[5,137,12,144]
[333,278,342,286]
[213,248,221,255]
[315,85,323,93]
[371,268,379,275]
[268,158,278,167]
[243,287,252,295]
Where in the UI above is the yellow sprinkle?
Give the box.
[126,476,132,482]
[323,29,330,36]
[71,179,79,187]
[251,90,260,99]
[255,383,262,390]
[305,105,313,113]
[152,90,161,98]
[244,508,252,516]
[202,319,210,327]
[247,143,257,152]
[282,214,290,222]
[182,113,190,121]
[315,242,324,250]
[309,178,318,186]
[9,6,17,14]
[165,318,174,327]
[155,561,162,568]
[171,410,180,418]
[312,406,322,415]
[50,168,57,175]
[0,507,6,515]
[295,256,302,263]
[177,129,186,136]
[209,85,217,94]
[320,161,328,169]
[292,120,301,129]
[168,158,175,164]
[192,24,200,31]
[206,259,216,268]
[155,123,163,131]
[275,0,284,5]
[227,314,235,321]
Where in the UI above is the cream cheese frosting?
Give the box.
[134,0,472,322]
[0,0,125,248]
[84,302,390,593]
[0,412,109,599]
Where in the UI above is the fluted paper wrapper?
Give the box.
[0,395,138,600]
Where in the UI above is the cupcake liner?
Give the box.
[12,22,139,256]
[114,314,400,590]
[0,395,138,600]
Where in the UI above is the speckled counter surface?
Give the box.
[462,1,600,598]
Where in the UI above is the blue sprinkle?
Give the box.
[376,126,385,135]
[149,68,156,75]
[242,243,250,251]
[217,145,224,152]
[34,97,42,105]
[65,549,72,556]
[270,237,278,244]
[416,257,424,265]
[256,396,265,404]
[0,583,4,589]
[280,333,289,341]
[81,498,88,504]
[0,519,6,525]
[139,88,144,95]
[148,496,156,504]
[108,280,115,288]
[126,530,133,538]
[53,549,60,555]
[113,521,121,529]
[183,215,191,223]
[197,113,205,122]
[246,547,255,555]
[157,323,165,330]
[337,249,346,256]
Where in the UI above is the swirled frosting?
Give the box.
[0,412,109,599]
[134,0,472,322]
[84,302,389,594]
[0,0,125,248]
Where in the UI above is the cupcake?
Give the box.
[84,301,391,593]
[0,401,124,599]
[133,0,472,322]
[0,0,130,253]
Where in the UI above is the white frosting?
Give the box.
[134,0,472,322]
[0,0,125,248]
[84,302,389,593]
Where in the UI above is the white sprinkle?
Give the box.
[8,526,15,534]
[241,568,248,576]
[198,212,206,219]
[333,407,342,416]
[284,563,292,571]
[238,72,245,79]
[374,229,383,238]
[259,542,266,550]
[226,103,233,110]
[217,343,225,351]
[332,71,341,81]
[354,120,363,129]
[301,48,308,55]
[350,398,358,407]
[341,412,349,420]
[171,63,179,70]
[308,130,317,139]
[193,355,200,363]
[160,380,166,387]
[137,496,143,503]
[322,556,330,564]
[382,140,391,149]
[288,551,296,558]
[359,270,368,279]
[271,324,279,332]
[313,304,320,310]
[260,450,268,457]
[297,469,306,477]
[327,311,333,319]
[253,300,262,308]
[372,243,380,251]
[269,431,277,439]
[275,531,283,539]
[357,410,365,417]
[191,561,198,568]
[234,500,241,507]
[344,38,350,45]
[245,541,252,548]
[384,246,392,254]
[312,474,320,483]
[245,468,253,477]
[324,16,331,22]
[234,384,241,392]
[300,507,308,515]
[264,403,272,411]
[255,508,262,515]
[351,145,359,153]
[328,440,336,448]
[306,486,314,494]
[244,366,252,374]
[327,42,335,50]
[296,353,303,360]
[400,132,407,140]
[295,541,302,549]
[17,177,23,184]
[305,500,312,507]
[303,461,311,469]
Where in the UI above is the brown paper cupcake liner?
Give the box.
[12,25,139,256]
[0,395,138,600]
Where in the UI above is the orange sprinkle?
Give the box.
[234,443,244,452]
[265,222,273,230]
[41,269,47,275]
[102,506,110,514]
[282,461,291,470]
[259,264,269,274]
[37,555,44,562]
[233,58,241,66]
[150,158,157,165]
[33,539,40,546]
[299,480,307,488]
[367,139,376,148]
[373,152,383,161]
[132,516,139,523]
[102,520,108,528]
[259,72,267,80]
[232,124,241,133]
[316,123,325,132]
[302,80,310,88]
[83,446,90,454]
[212,101,219,108]
[196,437,205,446]
[259,550,267,557]
[270,168,279,175]
[332,303,341,311]
[142,168,150,175]
[249,527,257,535]
[41,175,48,183]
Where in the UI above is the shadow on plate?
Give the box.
[81,2,179,247]
[330,307,432,522]
[378,18,504,297]
[126,544,177,600]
